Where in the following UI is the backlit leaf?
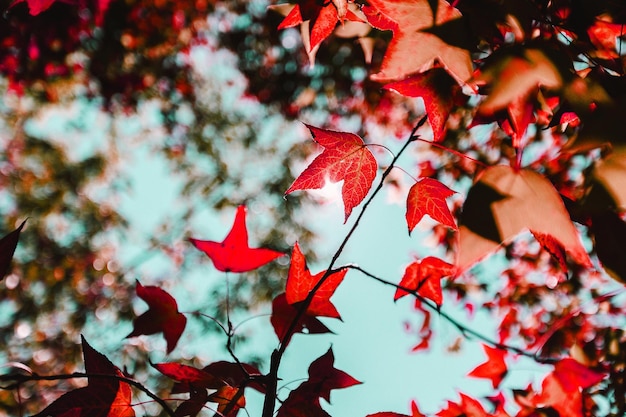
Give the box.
[405,177,457,233]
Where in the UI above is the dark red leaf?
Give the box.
[270,293,332,347]
[152,362,223,388]
[0,219,26,281]
[286,242,347,318]
[127,280,187,354]
[285,125,377,222]
[307,347,361,403]
[174,387,209,417]
[32,336,134,417]
[207,386,245,417]
[189,205,284,273]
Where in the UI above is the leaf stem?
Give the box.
[413,137,488,168]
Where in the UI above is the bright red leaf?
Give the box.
[384,68,468,142]
[467,344,508,388]
[270,293,332,347]
[0,219,25,281]
[285,124,377,222]
[207,386,245,417]
[405,177,457,233]
[32,336,135,417]
[394,257,455,305]
[127,280,187,354]
[286,242,347,318]
[366,0,472,83]
[189,205,285,273]
[152,362,223,388]
[436,393,489,417]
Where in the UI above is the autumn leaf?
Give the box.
[152,362,223,389]
[277,384,331,417]
[394,257,455,305]
[457,165,591,273]
[127,280,187,354]
[0,219,26,281]
[405,177,457,233]
[9,0,59,15]
[189,205,285,273]
[384,68,468,142]
[174,387,209,417]
[366,0,473,83]
[270,292,332,347]
[467,344,508,388]
[207,386,245,417]
[436,393,490,417]
[32,336,135,417]
[285,125,377,222]
[286,242,347,318]
[170,361,265,395]
[307,347,361,402]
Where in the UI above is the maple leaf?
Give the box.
[207,386,245,417]
[277,384,331,417]
[436,393,490,417]
[394,257,455,305]
[307,347,361,402]
[127,280,187,354]
[152,362,223,389]
[405,177,457,233]
[467,344,508,388]
[457,165,591,273]
[32,336,135,417]
[0,219,25,281]
[174,387,209,417]
[384,68,468,142]
[285,125,378,222]
[189,205,285,272]
[270,292,332,347]
[285,242,347,318]
[366,0,473,83]
[535,358,606,417]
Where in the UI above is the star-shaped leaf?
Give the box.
[307,347,361,402]
[32,336,135,417]
[286,242,347,318]
[384,68,468,142]
[394,257,455,305]
[189,205,285,273]
[127,280,187,354]
[405,177,457,233]
[286,125,377,222]
[366,0,473,83]
[467,344,508,388]
[270,293,332,347]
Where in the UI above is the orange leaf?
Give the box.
[366,0,472,83]
[457,165,591,273]
[286,242,347,318]
[405,177,457,232]
[286,125,377,221]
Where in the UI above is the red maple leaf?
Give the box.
[435,393,489,417]
[270,293,332,347]
[207,386,245,417]
[173,387,209,417]
[32,336,135,417]
[384,68,468,142]
[467,344,508,388]
[0,219,26,281]
[394,257,456,305]
[126,280,187,354]
[170,361,265,394]
[152,362,223,389]
[405,177,457,233]
[285,124,378,222]
[366,0,472,83]
[366,400,426,417]
[189,205,285,273]
[307,347,361,402]
[286,242,347,318]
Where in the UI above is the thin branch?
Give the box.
[413,137,488,168]
[343,264,557,364]
[260,116,427,417]
[0,372,177,417]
